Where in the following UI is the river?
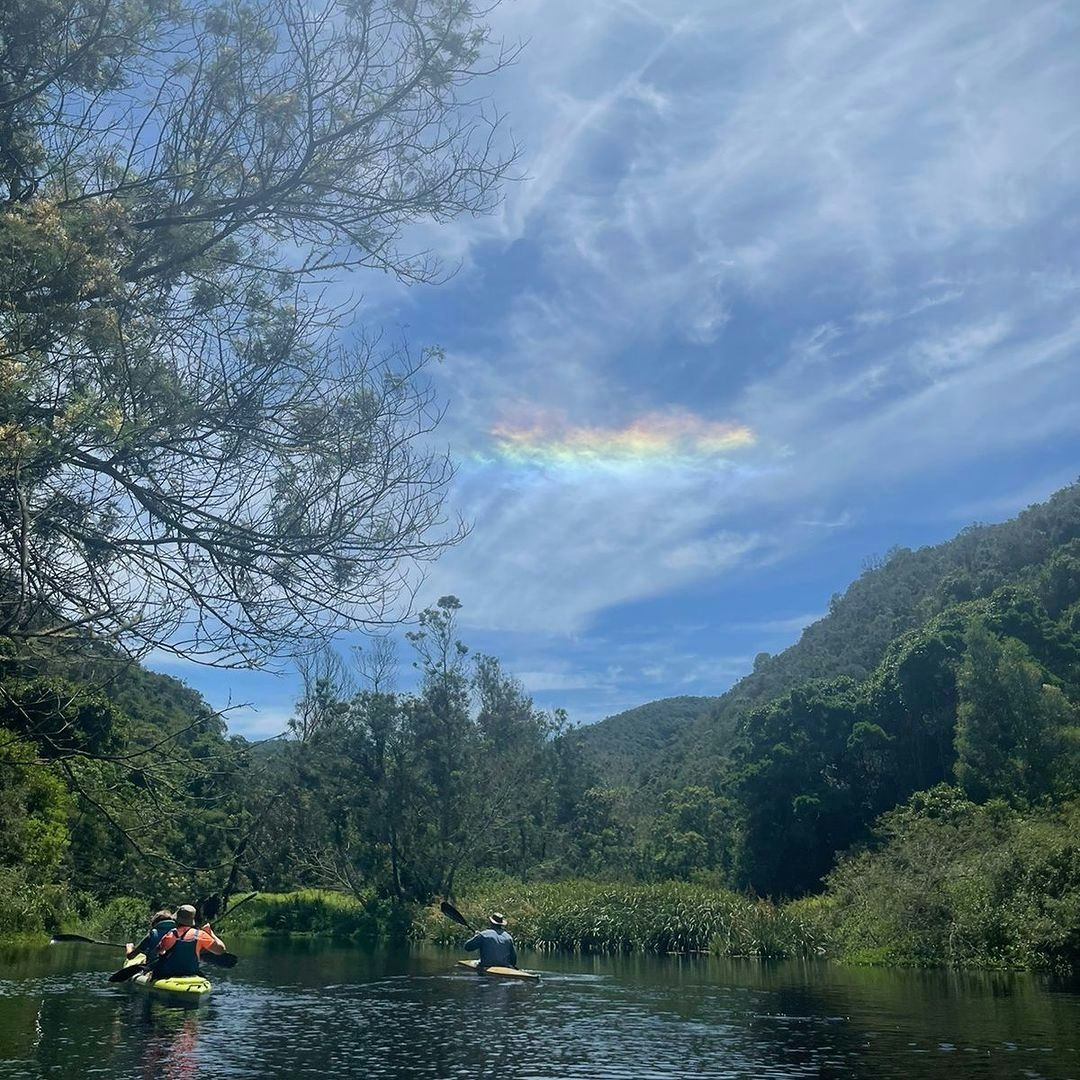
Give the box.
[0,940,1078,1078]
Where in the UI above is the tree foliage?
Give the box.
[1,0,515,661]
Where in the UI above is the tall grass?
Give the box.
[421,880,824,959]
[18,888,412,945]
[212,889,414,942]
[0,868,72,938]
[10,878,819,960]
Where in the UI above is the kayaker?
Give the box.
[151,904,227,978]
[464,912,518,969]
[125,909,176,965]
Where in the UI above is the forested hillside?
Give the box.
[573,696,718,788]
[671,482,1080,786]
[573,480,1080,906]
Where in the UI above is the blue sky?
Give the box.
[151,0,1080,738]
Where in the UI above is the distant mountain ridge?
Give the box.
[577,479,1080,795]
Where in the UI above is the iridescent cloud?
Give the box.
[466,410,757,473]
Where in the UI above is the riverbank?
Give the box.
[418,881,822,959]
[14,855,1080,974]
[37,882,818,958]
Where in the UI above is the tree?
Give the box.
[732,678,867,897]
[955,618,1077,803]
[645,785,730,880]
[1,0,516,662]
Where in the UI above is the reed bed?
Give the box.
[423,881,824,959]
[217,889,412,941]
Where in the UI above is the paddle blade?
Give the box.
[439,900,472,930]
[202,951,238,968]
[108,963,146,984]
[198,894,222,924]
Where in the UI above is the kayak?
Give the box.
[456,959,540,981]
[121,954,213,1000]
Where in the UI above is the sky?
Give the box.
[151,0,1080,739]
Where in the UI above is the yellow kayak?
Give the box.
[121,954,212,1000]
[456,959,540,981]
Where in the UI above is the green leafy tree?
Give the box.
[732,678,868,897]
[1,0,516,661]
[0,732,70,875]
[645,785,731,880]
[955,618,1077,803]
[0,0,515,897]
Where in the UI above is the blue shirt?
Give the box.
[132,919,177,963]
[464,928,517,968]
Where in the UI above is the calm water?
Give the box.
[1,940,1078,1079]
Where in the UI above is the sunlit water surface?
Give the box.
[1,940,1078,1078]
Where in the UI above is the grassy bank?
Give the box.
[212,890,414,941]
[4,887,413,946]
[420,880,824,959]
[20,880,819,959]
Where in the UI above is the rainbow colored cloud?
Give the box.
[468,410,756,473]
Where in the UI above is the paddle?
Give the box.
[50,933,128,948]
[439,899,476,933]
[107,891,258,983]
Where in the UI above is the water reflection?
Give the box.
[135,1003,201,1080]
[0,941,1077,1079]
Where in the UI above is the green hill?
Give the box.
[573,479,1080,898]
[574,696,719,788]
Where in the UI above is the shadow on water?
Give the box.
[1,940,1079,1078]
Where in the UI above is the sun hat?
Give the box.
[489,912,507,927]
[175,904,197,926]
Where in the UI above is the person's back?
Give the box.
[152,904,226,978]
[464,913,517,968]
[126,911,176,965]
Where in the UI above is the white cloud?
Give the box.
[223,704,294,742]
[733,613,827,635]
[333,0,1080,677]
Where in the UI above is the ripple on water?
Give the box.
[1,948,1080,1079]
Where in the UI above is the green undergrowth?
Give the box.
[0,868,72,939]
[208,889,414,942]
[39,888,413,945]
[813,789,1080,972]
[419,880,825,958]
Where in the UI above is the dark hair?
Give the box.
[150,910,173,927]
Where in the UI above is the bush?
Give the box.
[0,868,73,937]
[820,787,1080,970]
[217,889,413,942]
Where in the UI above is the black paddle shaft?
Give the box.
[50,934,127,948]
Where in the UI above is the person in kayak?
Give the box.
[151,904,227,978]
[464,912,518,969]
[125,909,177,965]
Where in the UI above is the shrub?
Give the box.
[820,788,1080,970]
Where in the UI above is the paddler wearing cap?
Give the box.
[463,912,518,970]
[151,903,227,978]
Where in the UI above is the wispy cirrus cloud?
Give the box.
[181,1,1080,733]
[411,1,1079,692]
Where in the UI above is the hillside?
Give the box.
[661,480,1080,789]
[573,696,718,788]
[569,479,1080,899]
